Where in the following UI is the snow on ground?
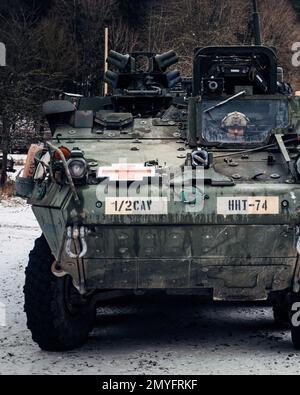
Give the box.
[9,155,27,163]
[0,198,300,375]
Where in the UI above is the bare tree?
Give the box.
[0,8,77,184]
[259,0,299,87]
[142,0,299,82]
[110,18,139,54]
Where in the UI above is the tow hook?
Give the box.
[66,226,88,259]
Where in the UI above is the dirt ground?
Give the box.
[0,199,300,375]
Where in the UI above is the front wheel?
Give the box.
[272,294,290,328]
[24,235,95,351]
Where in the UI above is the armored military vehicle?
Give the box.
[19,1,300,351]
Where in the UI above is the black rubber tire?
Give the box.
[271,291,290,328]
[24,235,95,351]
[273,303,290,328]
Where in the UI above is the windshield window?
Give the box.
[202,99,289,143]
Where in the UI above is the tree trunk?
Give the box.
[0,117,9,186]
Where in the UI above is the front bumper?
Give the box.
[57,224,297,301]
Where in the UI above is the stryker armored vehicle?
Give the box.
[19,1,300,351]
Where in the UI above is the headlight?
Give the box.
[68,158,87,179]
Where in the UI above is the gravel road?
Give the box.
[0,199,300,375]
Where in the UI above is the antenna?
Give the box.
[252,0,262,46]
[104,28,109,96]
